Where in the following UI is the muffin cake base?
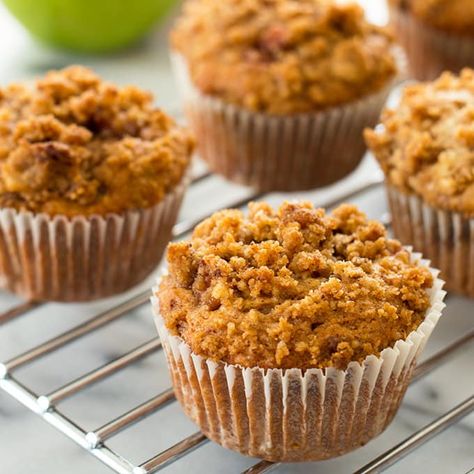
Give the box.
[172,54,397,192]
[388,185,474,298]
[152,253,445,462]
[0,174,189,302]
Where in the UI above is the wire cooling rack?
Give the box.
[0,161,473,474]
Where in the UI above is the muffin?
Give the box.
[0,66,194,302]
[365,69,474,297]
[389,0,474,81]
[153,201,445,461]
[170,0,399,192]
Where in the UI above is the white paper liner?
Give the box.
[171,53,399,192]
[390,6,474,81]
[0,173,189,302]
[387,184,474,298]
[151,250,445,461]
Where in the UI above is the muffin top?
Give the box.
[158,201,433,370]
[171,0,397,114]
[365,69,474,216]
[0,66,194,217]
[390,0,474,36]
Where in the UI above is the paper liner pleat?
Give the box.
[0,175,188,302]
[172,53,397,192]
[387,185,474,298]
[390,7,474,81]
[152,251,445,461]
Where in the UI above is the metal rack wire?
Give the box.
[0,168,473,474]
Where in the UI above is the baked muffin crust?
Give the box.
[158,202,433,370]
[171,0,397,114]
[0,66,194,216]
[389,0,474,36]
[365,68,474,216]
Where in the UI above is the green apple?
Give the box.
[2,0,176,53]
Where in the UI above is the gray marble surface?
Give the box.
[0,2,473,474]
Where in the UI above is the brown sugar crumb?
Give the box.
[389,0,474,36]
[158,202,433,370]
[0,66,194,216]
[365,68,474,216]
[171,0,397,114]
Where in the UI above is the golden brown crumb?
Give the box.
[0,66,194,216]
[365,68,474,216]
[171,0,397,114]
[158,201,433,370]
[389,0,474,35]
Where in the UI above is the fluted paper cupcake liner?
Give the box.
[152,253,445,462]
[171,53,398,192]
[390,7,474,81]
[0,174,189,302]
[387,185,474,298]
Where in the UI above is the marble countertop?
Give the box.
[0,2,473,474]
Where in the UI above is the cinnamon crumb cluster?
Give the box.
[389,0,474,35]
[172,0,397,114]
[365,68,474,216]
[158,202,433,370]
[0,66,194,216]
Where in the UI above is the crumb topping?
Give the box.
[171,0,397,114]
[0,66,194,216]
[365,68,474,216]
[390,0,474,36]
[158,202,433,370]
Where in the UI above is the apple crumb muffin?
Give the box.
[366,69,474,296]
[0,66,194,301]
[170,0,399,192]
